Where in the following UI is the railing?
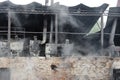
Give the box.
[0,7,120,17]
[0,27,25,38]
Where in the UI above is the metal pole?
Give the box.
[8,0,11,56]
[8,1,12,80]
[55,14,58,44]
[41,18,47,44]
[109,19,117,45]
[101,14,104,56]
[49,16,53,43]
[109,19,117,57]
[55,14,58,55]
[51,0,54,5]
[40,1,47,44]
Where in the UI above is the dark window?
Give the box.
[0,68,10,80]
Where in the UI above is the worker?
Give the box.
[31,36,40,56]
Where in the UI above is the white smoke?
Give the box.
[10,12,22,27]
[49,3,101,56]
[49,2,83,28]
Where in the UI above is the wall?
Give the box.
[0,57,119,80]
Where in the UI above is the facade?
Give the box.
[0,1,120,80]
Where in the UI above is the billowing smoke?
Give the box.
[49,2,101,56]
[49,2,83,28]
[10,12,22,27]
[0,1,109,57]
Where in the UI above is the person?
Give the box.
[31,36,40,56]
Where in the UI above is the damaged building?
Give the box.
[0,0,120,80]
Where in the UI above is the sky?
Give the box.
[0,0,118,7]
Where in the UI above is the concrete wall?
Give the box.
[0,57,119,80]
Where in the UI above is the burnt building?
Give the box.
[0,1,120,80]
[0,1,119,56]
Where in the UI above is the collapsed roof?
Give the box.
[0,1,108,38]
[87,7,120,52]
[0,1,110,55]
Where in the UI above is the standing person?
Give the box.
[31,36,40,56]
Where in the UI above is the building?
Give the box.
[0,1,120,80]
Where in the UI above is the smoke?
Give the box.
[49,2,106,57]
[62,42,101,57]
[0,41,9,57]
[49,3,87,56]
[10,12,22,27]
[10,58,42,80]
[50,2,83,28]
[2,1,109,57]
[24,58,39,80]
